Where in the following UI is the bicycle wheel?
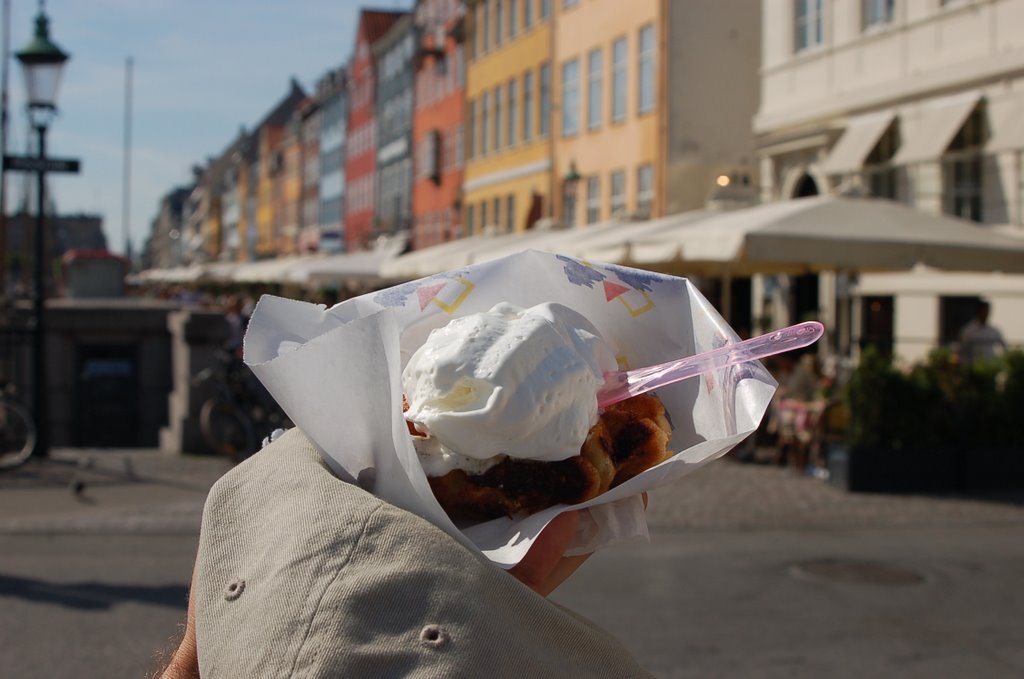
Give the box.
[0,400,36,470]
[199,399,255,458]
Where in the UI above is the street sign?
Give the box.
[3,154,80,173]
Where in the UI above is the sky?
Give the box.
[4,0,408,256]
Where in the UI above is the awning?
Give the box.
[286,237,408,286]
[232,256,306,283]
[986,97,1024,153]
[891,93,981,165]
[818,111,895,175]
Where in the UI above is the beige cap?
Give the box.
[194,428,653,678]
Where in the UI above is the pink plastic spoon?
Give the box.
[596,321,825,409]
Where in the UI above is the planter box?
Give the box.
[828,445,963,493]
[964,448,1024,491]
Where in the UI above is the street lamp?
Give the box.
[15,1,69,459]
[562,161,581,228]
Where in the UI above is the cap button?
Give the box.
[224,578,246,601]
[419,624,450,649]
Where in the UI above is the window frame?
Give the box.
[561,57,581,137]
[638,24,655,115]
[587,48,603,131]
[611,36,627,123]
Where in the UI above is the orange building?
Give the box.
[551,0,761,226]
[411,0,466,250]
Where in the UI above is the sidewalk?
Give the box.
[0,449,233,534]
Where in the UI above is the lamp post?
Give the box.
[14,2,69,459]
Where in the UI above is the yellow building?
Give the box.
[552,0,660,226]
[463,0,554,235]
[553,0,762,226]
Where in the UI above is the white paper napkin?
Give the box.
[244,250,776,567]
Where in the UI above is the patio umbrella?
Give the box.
[286,237,408,287]
[625,196,1024,276]
[625,196,1024,348]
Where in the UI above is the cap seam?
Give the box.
[285,501,386,677]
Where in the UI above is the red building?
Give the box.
[411,0,466,250]
[345,9,405,251]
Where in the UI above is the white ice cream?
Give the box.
[403,302,617,475]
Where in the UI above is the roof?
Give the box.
[254,77,308,131]
[359,9,407,46]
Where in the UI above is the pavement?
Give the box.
[3,446,1021,536]
[0,448,233,534]
[1,448,1023,678]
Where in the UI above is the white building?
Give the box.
[756,0,1024,362]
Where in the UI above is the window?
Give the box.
[637,164,653,216]
[586,175,600,224]
[638,25,655,114]
[524,0,533,28]
[561,58,580,136]
[944,108,985,222]
[562,181,577,228]
[494,85,503,150]
[539,62,551,136]
[509,0,517,38]
[507,194,516,232]
[481,91,490,155]
[475,3,485,56]
[611,37,627,123]
[587,48,602,131]
[481,200,488,230]
[610,170,626,216]
[496,0,504,46]
[494,197,502,230]
[541,0,550,20]
[523,70,534,141]
[466,99,476,159]
[508,79,517,146]
[862,0,893,28]
[483,0,491,52]
[794,0,824,52]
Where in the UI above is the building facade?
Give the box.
[552,0,761,227]
[345,10,406,251]
[253,80,307,258]
[463,0,554,236]
[375,14,417,238]
[317,67,347,254]
[298,100,321,254]
[411,0,467,249]
[757,0,1024,360]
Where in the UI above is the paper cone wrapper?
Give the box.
[244,250,776,568]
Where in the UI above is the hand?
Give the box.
[156,565,199,679]
[509,492,648,597]
[508,511,591,597]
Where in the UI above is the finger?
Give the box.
[534,552,592,598]
[508,510,580,594]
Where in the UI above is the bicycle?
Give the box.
[0,383,36,470]
[193,351,291,461]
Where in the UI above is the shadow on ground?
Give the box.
[0,573,188,610]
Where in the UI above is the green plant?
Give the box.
[844,347,1024,453]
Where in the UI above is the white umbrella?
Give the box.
[626,196,1024,276]
[287,238,408,287]
[232,256,308,284]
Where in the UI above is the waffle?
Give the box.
[420,394,672,522]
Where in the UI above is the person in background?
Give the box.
[958,300,1006,367]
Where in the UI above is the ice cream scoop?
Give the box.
[402,302,617,467]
